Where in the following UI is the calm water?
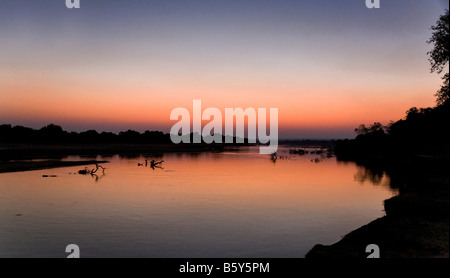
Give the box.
[0,146,396,258]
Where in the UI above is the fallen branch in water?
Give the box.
[78,163,106,175]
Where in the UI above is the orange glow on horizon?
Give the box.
[0,69,440,136]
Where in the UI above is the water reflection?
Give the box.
[0,146,396,258]
[354,166,387,186]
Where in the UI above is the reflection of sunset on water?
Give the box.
[0,147,396,257]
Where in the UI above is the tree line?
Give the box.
[0,124,171,144]
[335,10,449,161]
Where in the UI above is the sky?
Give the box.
[0,0,448,139]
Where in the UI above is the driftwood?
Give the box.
[78,163,106,175]
[150,160,164,169]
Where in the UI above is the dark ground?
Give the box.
[306,190,449,258]
[306,155,449,258]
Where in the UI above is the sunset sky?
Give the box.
[0,0,448,139]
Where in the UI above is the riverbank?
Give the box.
[306,154,449,258]
[0,143,227,161]
[306,190,449,258]
[0,160,109,173]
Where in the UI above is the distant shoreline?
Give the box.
[0,160,109,174]
[0,141,336,162]
[0,143,229,162]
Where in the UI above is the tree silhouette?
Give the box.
[427,9,449,105]
[354,122,387,137]
[0,124,173,144]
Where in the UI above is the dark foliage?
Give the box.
[0,124,171,144]
[335,102,450,161]
[427,9,449,105]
